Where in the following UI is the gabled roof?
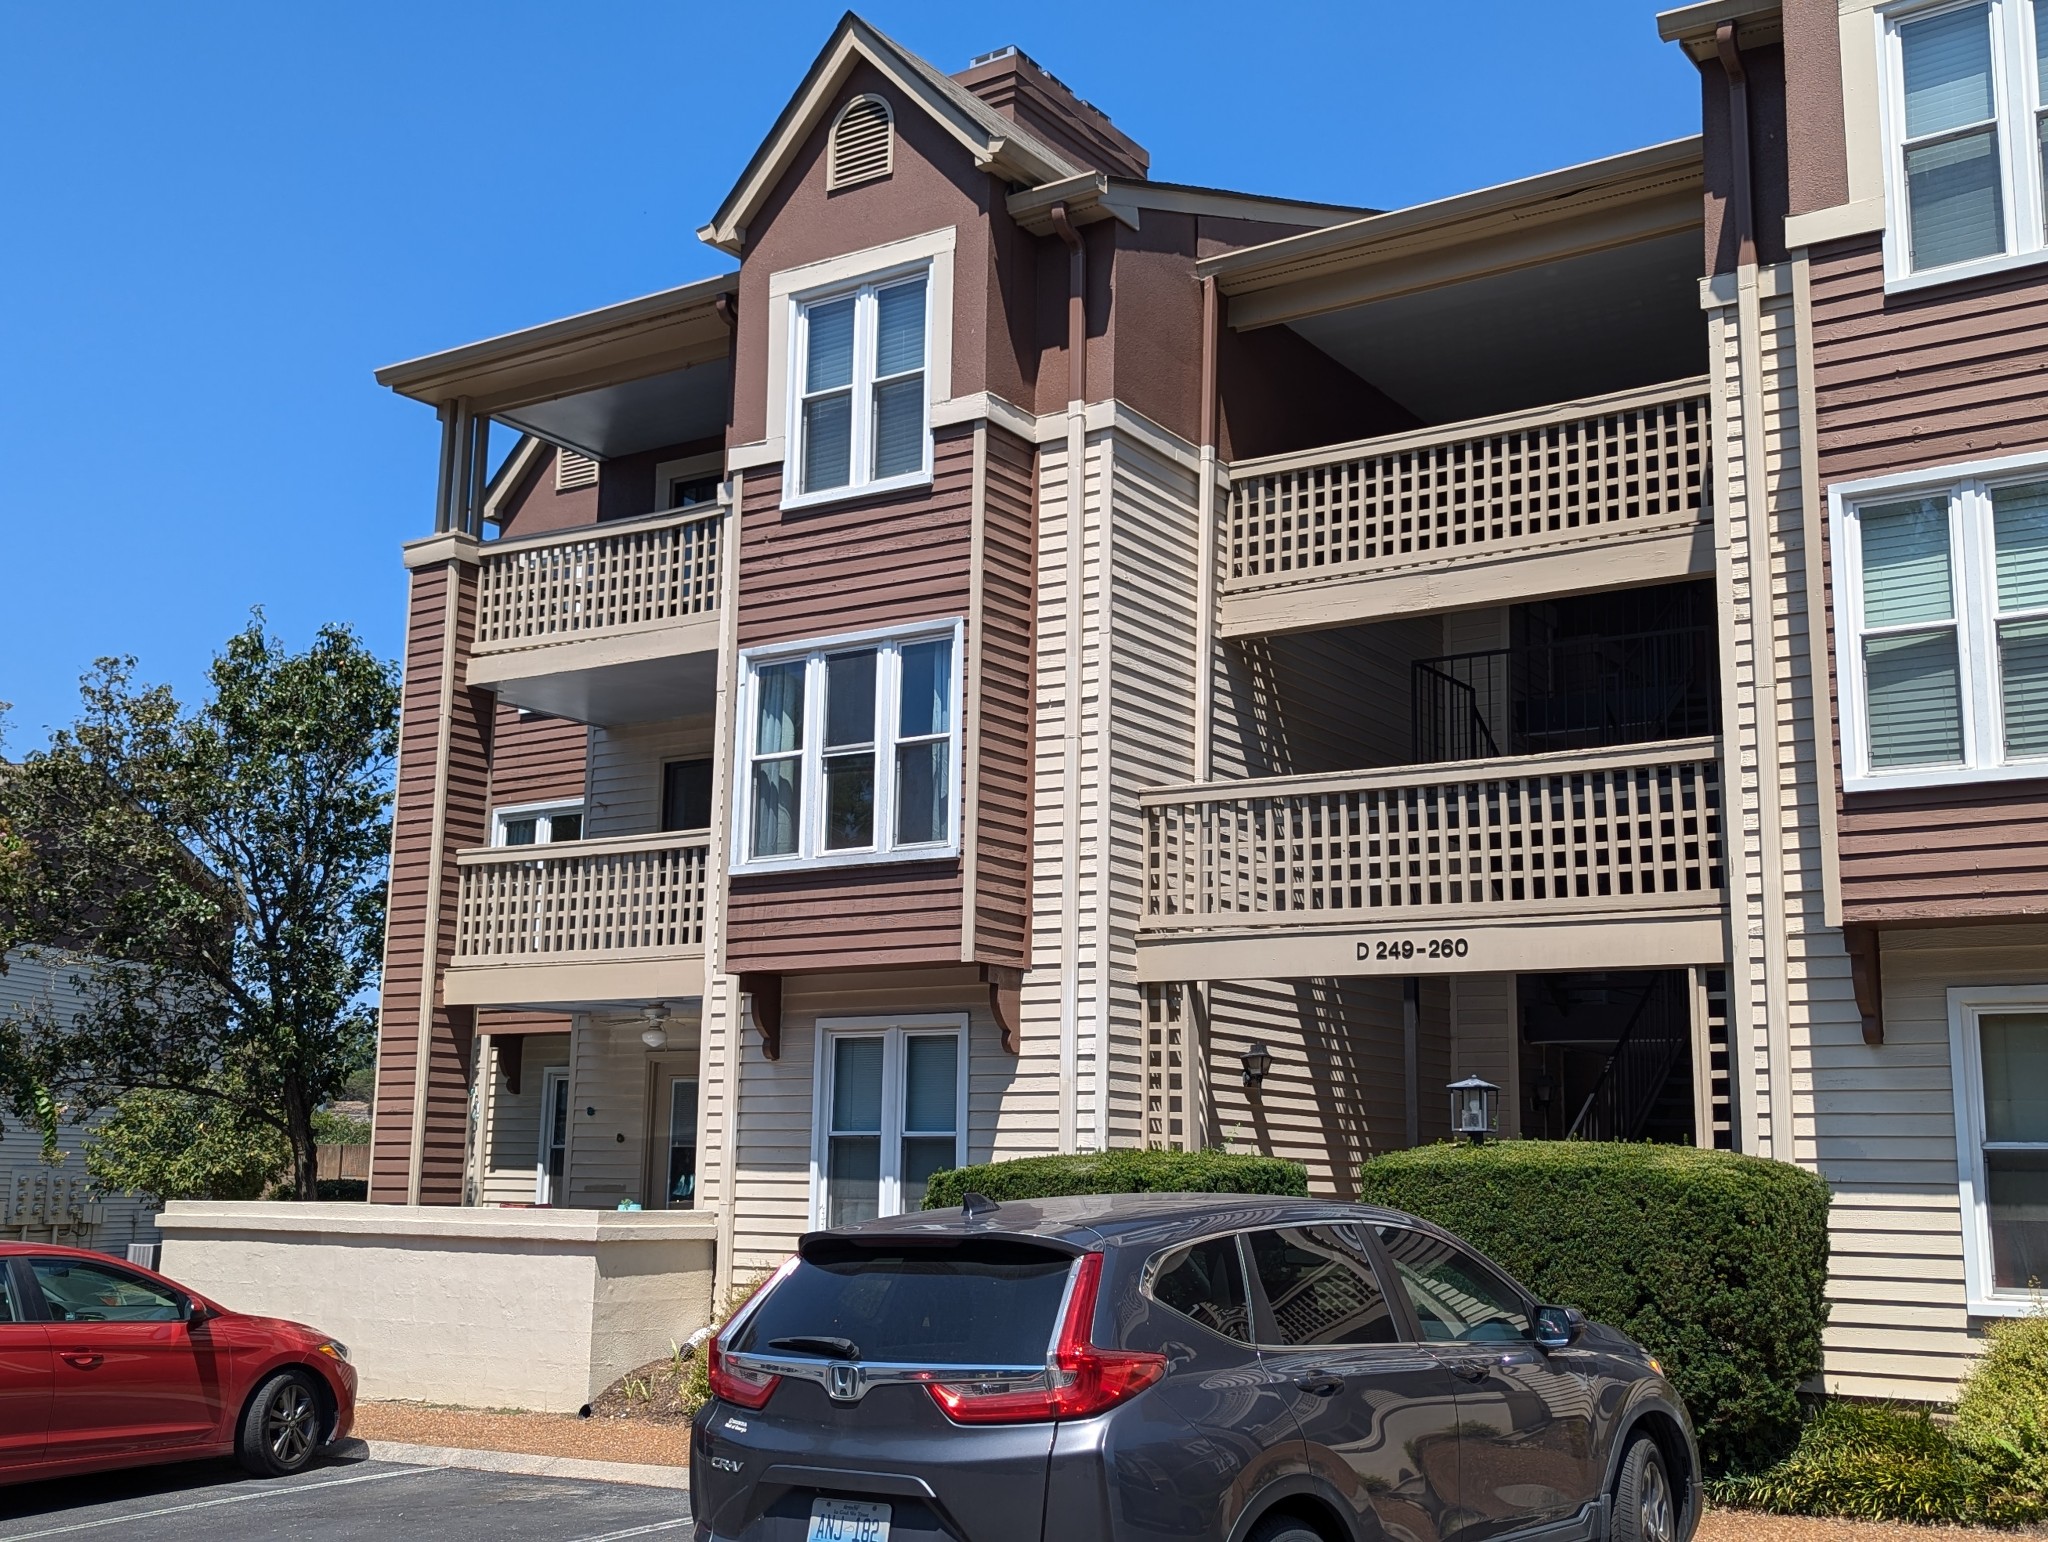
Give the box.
[697,11,1081,256]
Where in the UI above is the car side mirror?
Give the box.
[1532,1305,1585,1350]
[179,1294,211,1325]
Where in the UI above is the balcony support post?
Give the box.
[433,400,459,534]
[1195,275,1220,781]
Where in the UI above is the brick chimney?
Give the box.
[954,47,1149,180]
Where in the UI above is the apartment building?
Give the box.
[361,7,2040,1405]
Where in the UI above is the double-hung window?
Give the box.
[1949,987,2048,1311]
[734,623,961,870]
[493,802,583,846]
[1835,462,2048,786]
[791,269,930,502]
[816,1019,964,1226]
[1880,0,2048,284]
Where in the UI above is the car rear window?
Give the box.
[735,1239,1074,1366]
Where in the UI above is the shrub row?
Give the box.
[922,1149,1306,1210]
[1357,1141,1831,1475]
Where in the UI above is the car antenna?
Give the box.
[961,1191,998,1220]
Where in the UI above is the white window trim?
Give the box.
[1947,984,2048,1315]
[653,452,725,513]
[809,1013,970,1230]
[730,618,965,875]
[783,264,933,510]
[536,1066,571,1206]
[762,227,956,498]
[1831,450,2048,790]
[1876,0,2048,292]
[491,799,586,845]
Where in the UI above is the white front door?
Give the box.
[537,1069,570,1205]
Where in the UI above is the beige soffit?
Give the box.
[1199,137,1705,327]
[1655,0,1784,61]
[374,271,737,413]
[698,13,1081,256]
[1007,174,1373,238]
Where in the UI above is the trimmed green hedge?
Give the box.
[923,1149,1307,1210]
[1357,1141,1830,1475]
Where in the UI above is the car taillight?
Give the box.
[928,1251,1165,1425]
[706,1334,780,1410]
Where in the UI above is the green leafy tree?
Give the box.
[0,618,398,1199]
[84,1086,291,1203]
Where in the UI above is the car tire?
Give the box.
[1613,1433,1679,1542]
[237,1369,324,1477]
[1246,1515,1327,1542]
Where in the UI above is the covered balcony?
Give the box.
[444,830,711,1009]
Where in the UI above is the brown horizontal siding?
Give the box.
[972,427,1035,967]
[495,443,598,539]
[1812,237,2048,923]
[724,430,978,972]
[370,558,491,1202]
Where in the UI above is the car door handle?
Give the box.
[1294,1372,1344,1397]
[60,1351,103,1369]
[1450,1362,1489,1384]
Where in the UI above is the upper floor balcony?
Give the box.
[1219,377,1711,638]
[466,497,727,724]
[444,829,711,1010]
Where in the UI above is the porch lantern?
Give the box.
[1448,1074,1500,1143]
[1240,1043,1274,1087]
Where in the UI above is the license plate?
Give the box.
[806,1497,890,1542]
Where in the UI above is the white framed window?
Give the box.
[1832,454,2048,789]
[492,801,584,846]
[786,266,931,506]
[536,1067,570,1205]
[1877,0,2048,288]
[731,620,962,873]
[1948,985,2048,1312]
[811,1016,966,1227]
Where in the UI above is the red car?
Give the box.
[0,1241,356,1485]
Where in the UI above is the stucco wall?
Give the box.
[157,1202,715,1412]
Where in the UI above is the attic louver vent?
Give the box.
[828,96,893,190]
[555,448,599,491]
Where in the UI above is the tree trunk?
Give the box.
[285,1083,318,1201]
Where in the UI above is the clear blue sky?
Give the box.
[0,1,1699,749]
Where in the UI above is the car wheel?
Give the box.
[1613,1433,1679,1542]
[1246,1515,1327,1542]
[238,1370,324,1477]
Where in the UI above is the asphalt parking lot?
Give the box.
[0,1454,692,1541]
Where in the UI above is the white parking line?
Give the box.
[1,1463,445,1539]
[561,1521,693,1542]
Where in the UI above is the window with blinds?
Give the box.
[790,267,930,501]
[1839,466,2048,784]
[819,1024,962,1225]
[827,96,893,190]
[1882,0,2048,281]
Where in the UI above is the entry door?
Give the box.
[537,1068,570,1205]
[647,1067,699,1209]
[0,1261,52,1464]
[1372,1225,1599,1541]
[29,1256,227,1459]
[1243,1225,1465,1542]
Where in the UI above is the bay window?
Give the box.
[1950,987,2048,1312]
[734,622,961,871]
[791,268,930,502]
[1881,0,2048,285]
[1834,459,2048,786]
[816,1018,965,1227]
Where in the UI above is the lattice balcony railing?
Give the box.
[1142,739,1722,927]
[1223,378,1709,596]
[453,832,710,962]
[473,506,724,654]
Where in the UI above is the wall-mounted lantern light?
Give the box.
[1241,1043,1274,1087]
[1448,1074,1500,1143]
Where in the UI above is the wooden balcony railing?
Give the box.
[453,832,710,964]
[1141,739,1722,930]
[472,506,724,656]
[1222,378,1709,599]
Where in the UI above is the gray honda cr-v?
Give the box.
[690,1193,1698,1542]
